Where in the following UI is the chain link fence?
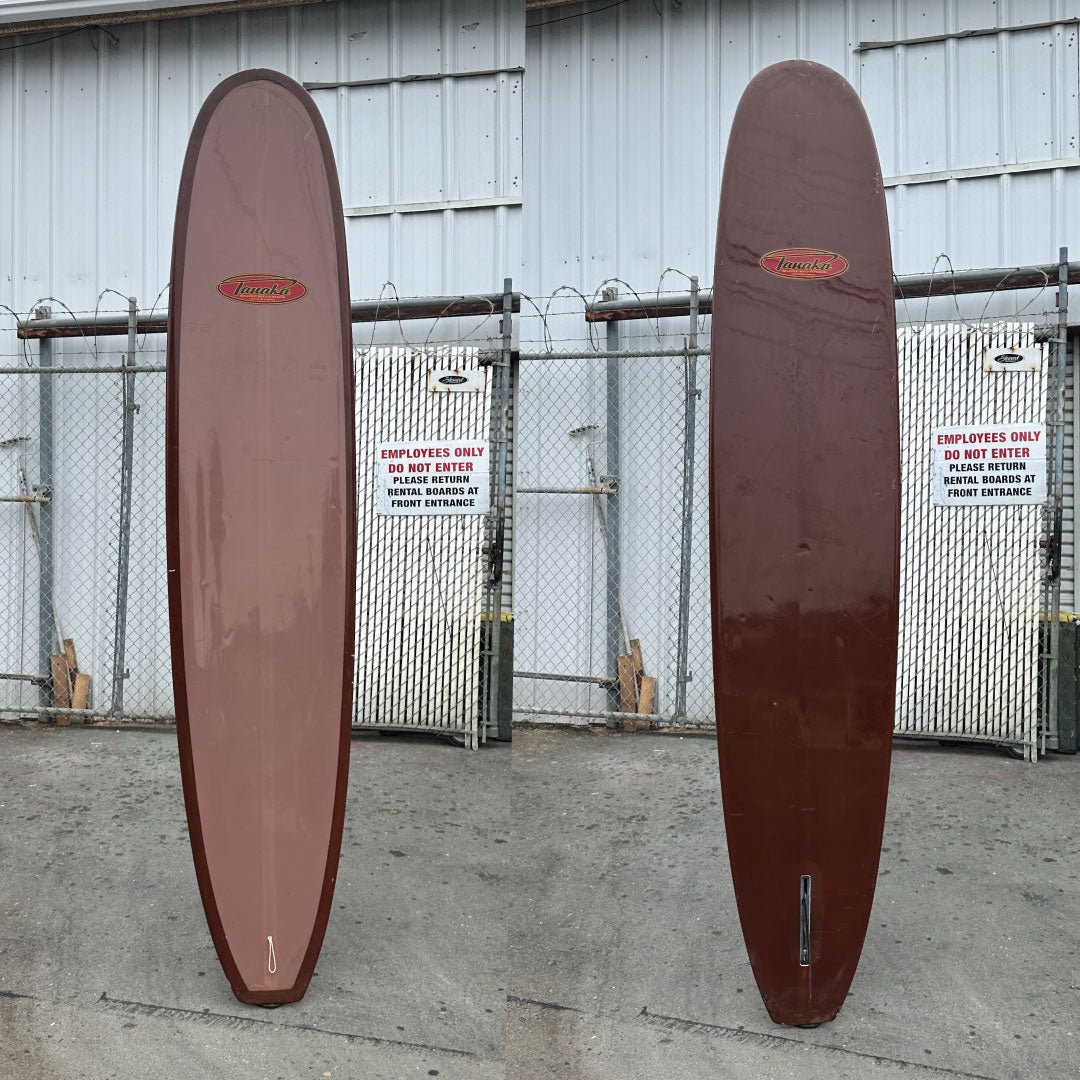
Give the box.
[0,311,169,721]
[511,287,1065,754]
[1,282,1067,753]
[512,297,714,726]
[0,295,514,743]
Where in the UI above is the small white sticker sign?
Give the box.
[932,424,1046,506]
[983,346,1043,373]
[376,440,489,516]
[428,368,486,393]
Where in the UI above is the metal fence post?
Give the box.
[486,278,514,746]
[36,307,55,709]
[674,277,700,721]
[110,297,138,715]
[604,288,623,714]
[1046,248,1069,757]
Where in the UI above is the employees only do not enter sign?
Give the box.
[376,440,489,516]
[931,424,1046,506]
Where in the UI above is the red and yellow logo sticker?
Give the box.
[759,249,849,281]
[217,274,307,304]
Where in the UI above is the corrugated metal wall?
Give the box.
[524,0,1080,309]
[517,0,1080,717]
[0,0,523,313]
[0,0,523,715]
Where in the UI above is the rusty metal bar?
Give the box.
[515,671,616,687]
[16,292,521,339]
[583,262,1080,322]
[517,485,615,495]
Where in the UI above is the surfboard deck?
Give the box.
[709,60,899,1026]
[167,69,355,1005]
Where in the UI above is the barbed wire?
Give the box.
[893,254,1057,340]
[0,258,1067,365]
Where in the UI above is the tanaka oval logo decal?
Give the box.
[759,249,849,280]
[217,274,307,304]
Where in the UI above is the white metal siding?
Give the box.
[1,0,523,315]
[524,0,1080,319]
[0,0,247,27]
[0,0,522,715]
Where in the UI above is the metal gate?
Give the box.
[354,345,498,748]
[896,322,1051,760]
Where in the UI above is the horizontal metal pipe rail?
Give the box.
[515,705,668,725]
[0,703,177,721]
[13,292,521,339]
[515,670,616,686]
[0,351,510,376]
[518,346,711,361]
[583,262,1080,322]
[517,485,616,495]
[516,705,1031,748]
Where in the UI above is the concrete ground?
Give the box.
[508,724,1080,1080]
[0,725,509,1080]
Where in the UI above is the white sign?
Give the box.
[376,440,489,516]
[982,345,1043,373]
[428,368,486,393]
[932,424,1046,506]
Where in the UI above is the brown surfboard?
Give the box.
[709,61,899,1025]
[167,70,355,1005]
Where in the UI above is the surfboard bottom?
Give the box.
[232,982,310,1007]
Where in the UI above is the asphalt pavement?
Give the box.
[4,719,1078,1080]
[0,725,509,1080]
[508,724,1080,1080]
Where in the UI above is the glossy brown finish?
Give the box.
[167,70,355,1005]
[709,61,899,1026]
